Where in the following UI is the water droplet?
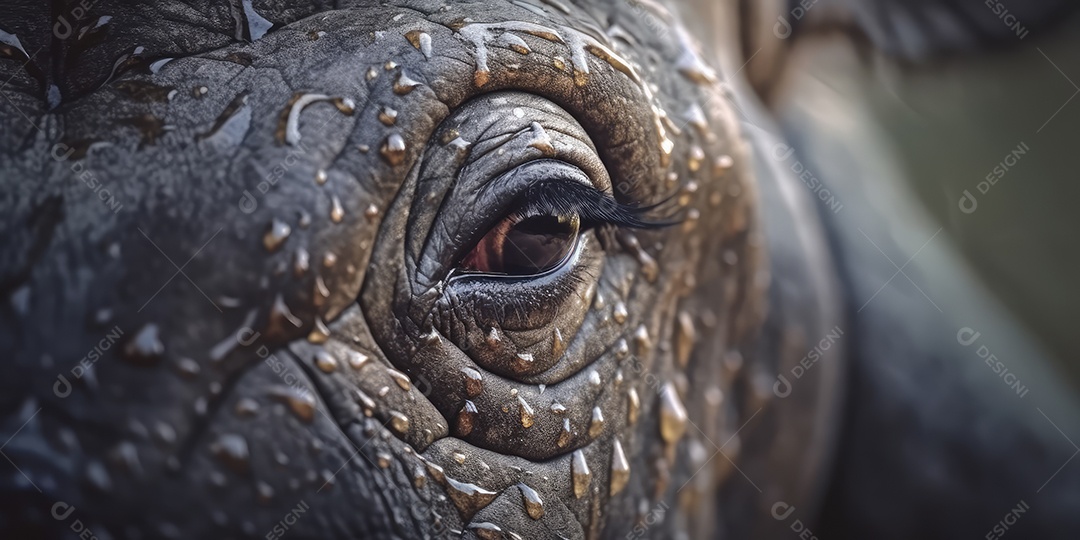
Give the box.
[688,146,705,173]
[108,441,143,476]
[659,383,687,445]
[705,386,723,407]
[513,352,534,372]
[322,252,337,268]
[195,91,252,147]
[268,386,316,423]
[380,133,406,166]
[288,249,310,279]
[518,395,535,428]
[627,388,640,425]
[123,324,164,365]
[634,325,651,353]
[377,451,393,469]
[468,522,504,540]
[588,406,605,438]
[610,439,630,495]
[315,169,328,185]
[525,122,555,157]
[259,219,292,255]
[484,327,502,348]
[683,104,708,135]
[519,483,544,519]
[366,67,379,81]
[714,154,734,175]
[551,328,565,358]
[588,369,601,387]
[313,276,330,307]
[412,464,427,488]
[210,433,250,473]
[154,422,177,445]
[267,294,302,338]
[297,211,312,229]
[612,302,628,324]
[148,57,174,74]
[393,70,422,94]
[235,398,260,417]
[388,369,411,391]
[388,411,410,434]
[550,402,567,414]
[456,400,479,437]
[378,106,398,126]
[404,30,433,58]
[453,452,467,465]
[193,86,208,98]
[500,32,531,54]
[238,0,273,41]
[256,481,274,504]
[682,208,701,233]
[571,449,590,498]
[330,195,345,223]
[557,418,572,448]
[659,137,675,166]
[346,350,369,371]
[308,319,331,344]
[675,312,696,367]
[444,476,498,517]
[352,389,376,416]
[175,357,201,379]
[593,291,607,311]
[462,367,484,397]
[675,36,717,85]
[313,348,338,373]
[277,93,355,146]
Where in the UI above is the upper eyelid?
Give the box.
[517,178,669,230]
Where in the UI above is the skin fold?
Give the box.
[0,0,1076,539]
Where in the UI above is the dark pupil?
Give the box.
[500,215,576,274]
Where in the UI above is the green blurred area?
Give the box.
[777,17,1080,381]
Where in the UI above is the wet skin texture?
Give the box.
[1,0,1078,539]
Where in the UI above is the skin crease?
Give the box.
[3,0,1076,539]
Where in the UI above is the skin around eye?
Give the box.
[458,212,581,275]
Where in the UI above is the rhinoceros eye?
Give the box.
[455,179,663,277]
[459,211,580,275]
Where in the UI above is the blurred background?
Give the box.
[685,0,1080,388]
[775,18,1080,384]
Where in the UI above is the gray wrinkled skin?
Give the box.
[1,0,1077,539]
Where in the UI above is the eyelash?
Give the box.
[510,179,670,231]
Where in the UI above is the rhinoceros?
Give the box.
[1,0,1077,538]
